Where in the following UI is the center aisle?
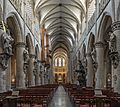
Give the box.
[48,85,73,107]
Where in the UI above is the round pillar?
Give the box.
[28,54,35,86]
[111,21,120,93]
[95,42,106,89]
[86,53,94,87]
[16,42,26,88]
[0,70,6,92]
[34,60,41,85]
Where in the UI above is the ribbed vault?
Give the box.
[35,0,86,54]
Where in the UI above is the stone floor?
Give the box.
[48,85,73,107]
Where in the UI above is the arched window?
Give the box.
[54,57,66,67]
[55,58,57,66]
[59,58,62,66]
[63,58,65,66]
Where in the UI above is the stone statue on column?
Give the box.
[33,59,42,85]
[0,54,10,70]
[33,59,38,76]
[1,29,14,56]
[23,47,29,65]
[108,32,119,69]
[91,48,98,71]
[108,32,116,52]
[76,60,86,87]
[0,29,14,70]
[0,28,14,92]
[39,64,42,84]
[23,47,29,86]
[91,48,97,87]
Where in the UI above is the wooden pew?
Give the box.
[64,84,111,107]
[65,84,120,107]
[0,84,58,107]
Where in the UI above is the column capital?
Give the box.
[95,41,104,48]
[111,21,120,32]
[16,42,25,48]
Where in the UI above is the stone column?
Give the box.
[34,60,40,85]
[104,59,112,88]
[86,53,94,87]
[16,42,26,88]
[49,64,53,84]
[40,64,44,84]
[41,65,44,85]
[0,27,5,93]
[69,55,72,83]
[6,59,11,91]
[111,21,120,93]
[37,60,41,85]
[47,69,50,84]
[44,67,48,84]
[39,63,42,85]
[0,55,9,93]
[67,56,70,83]
[0,25,14,91]
[0,67,6,92]
[28,54,35,86]
[95,42,106,89]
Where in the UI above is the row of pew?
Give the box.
[63,84,120,107]
[0,84,58,107]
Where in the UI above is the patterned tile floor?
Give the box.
[48,85,73,107]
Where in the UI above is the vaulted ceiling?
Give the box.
[35,0,86,54]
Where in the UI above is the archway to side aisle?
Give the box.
[95,13,113,89]
[6,12,24,89]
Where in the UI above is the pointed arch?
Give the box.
[35,44,40,60]
[26,33,34,55]
[87,33,95,53]
[97,12,112,42]
[6,12,24,43]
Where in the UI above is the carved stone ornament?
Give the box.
[91,48,98,72]
[111,21,120,31]
[23,48,29,76]
[1,29,14,56]
[109,51,119,69]
[108,32,116,52]
[24,63,28,87]
[83,57,87,69]
[0,54,10,70]
[23,63,28,74]
[0,28,14,70]
[33,59,38,76]
[76,60,86,87]
[23,48,29,64]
